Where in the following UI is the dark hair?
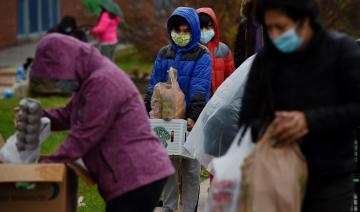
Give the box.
[199,13,213,28]
[23,57,33,70]
[239,0,321,128]
[58,16,77,34]
[241,0,256,20]
[101,7,117,19]
[256,0,320,54]
[168,15,189,31]
[256,0,319,24]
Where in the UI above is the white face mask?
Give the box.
[200,28,215,44]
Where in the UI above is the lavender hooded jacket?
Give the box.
[31,34,174,202]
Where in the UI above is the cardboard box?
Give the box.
[150,119,193,159]
[0,161,95,212]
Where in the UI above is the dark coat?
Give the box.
[239,24,360,178]
[234,18,262,68]
[48,16,87,42]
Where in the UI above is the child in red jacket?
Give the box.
[197,7,236,184]
[197,7,236,95]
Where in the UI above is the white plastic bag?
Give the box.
[0,117,51,163]
[205,128,255,212]
[184,55,255,171]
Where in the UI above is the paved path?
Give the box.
[154,179,209,212]
[0,42,37,68]
[0,40,131,69]
[0,40,131,97]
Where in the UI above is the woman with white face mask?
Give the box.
[239,0,360,212]
[197,8,235,95]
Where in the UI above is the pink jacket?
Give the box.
[91,12,121,44]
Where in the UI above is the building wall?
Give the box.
[61,0,97,27]
[60,0,129,27]
[0,1,17,49]
[0,0,150,49]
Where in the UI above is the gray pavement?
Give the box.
[0,42,37,68]
[0,40,131,69]
[154,179,209,212]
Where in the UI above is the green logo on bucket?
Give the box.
[154,126,170,148]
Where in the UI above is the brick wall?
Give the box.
[61,0,129,27]
[0,2,17,49]
[0,0,130,49]
[61,0,97,27]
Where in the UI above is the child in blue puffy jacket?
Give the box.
[145,7,212,212]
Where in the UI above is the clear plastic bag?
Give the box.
[150,67,186,120]
[0,117,51,164]
[205,128,255,212]
[184,55,255,171]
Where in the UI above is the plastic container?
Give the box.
[150,119,192,158]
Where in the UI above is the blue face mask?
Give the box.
[56,80,80,92]
[272,27,303,54]
[200,29,215,45]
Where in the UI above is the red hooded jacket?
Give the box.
[197,8,236,94]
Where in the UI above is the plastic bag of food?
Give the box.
[206,128,255,212]
[240,124,308,212]
[150,67,186,120]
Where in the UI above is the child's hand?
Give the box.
[187,118,195,131]
[13,107,20,128]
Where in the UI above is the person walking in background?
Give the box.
[16,57,33,83]
[91,8,121,61]
[239,0,360,211]
[29,33,174,212]
[48,16,87,42]
[197,7,235,95]
[14,57,33,98]
[145,7,212,212]
[234,0,263,67]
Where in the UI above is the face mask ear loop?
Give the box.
[295,21,301,33]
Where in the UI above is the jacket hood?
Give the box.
[197,7,220,46]
[31,33,104,82]
[167,7,201,52]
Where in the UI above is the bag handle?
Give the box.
[168,67,179,87]
[237,126,249,146]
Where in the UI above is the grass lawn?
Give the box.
[114,47,154,76]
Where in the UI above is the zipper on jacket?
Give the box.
[99,149,118,183]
